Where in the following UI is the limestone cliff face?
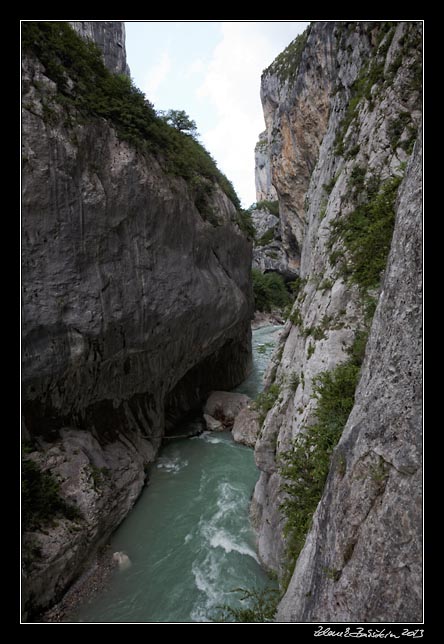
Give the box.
[260,24,337,271]
[69,21,130,75]
[21,22,252,617]
[251,21,422,622]
[255,131,277,202]
[277,129,422,623]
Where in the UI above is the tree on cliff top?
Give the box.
[160,109,198,137]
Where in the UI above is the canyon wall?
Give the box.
[21,21,252,617]
[251,21,422,622]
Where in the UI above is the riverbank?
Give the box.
[251,311,285,329]
[41,546,117,622]
[39,323,282,623]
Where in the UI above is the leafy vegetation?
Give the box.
[254,383,281,425]
[307,342,315,359]
[328,175,402,290]
[256,227,277,247]
[236,209,256,239]
[252,269,292,312]
[278,334,365,574]
[323,174,338,195]
[212,587,280,622]
[263,26,311,81]
[251,200,280,217]
[21,22,241,214]
[289,372,300,392]
[159,109,198,136]
[22,458,82,531]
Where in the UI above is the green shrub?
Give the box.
[319,278,334,292]
[263,26,311,81]
[236,209,256,239]
[323,175,338,195]
[328,175,402,290]
[212,587,280,623]
[279,357,361,569]
[289,372,300,392]
[22,458,82,531]
[307,342,315,359]
[256,228,276,247]
[255,200,280,217]
[254,383,281,425]
[252,270,291,312]
[21,22,241,215]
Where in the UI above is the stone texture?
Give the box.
[203,391,251,429]
[69,22,130,76]
[251,208,297,280]
[251,20,423,615]
[277,130,422,623]
[203,414,224,432]
[21,23,253,618]
[260,23,338,269]
[22,427,152,615]
[232,407,261,447]
[255,131,277,202]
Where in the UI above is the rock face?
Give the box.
[255,131,277,202]
[21,22,252,618]
[251,208,294,279]
[259,24,337,270]
[232,407,261,448]
[203,391,251,429]
[251,21,422,622]
[277,130,422,624]
[69,21,130,75]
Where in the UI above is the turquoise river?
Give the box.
[73,324,281,623]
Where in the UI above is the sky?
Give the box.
[124,21,310,208]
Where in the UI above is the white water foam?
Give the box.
[208,529,259,562]
[197,431,228,445]
[156,455,188,473]
[191,553,224,622]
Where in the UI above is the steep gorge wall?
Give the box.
[277,129,422,623]
[21,22,252,617]
[69,21,130,75]
[251,21,422,621]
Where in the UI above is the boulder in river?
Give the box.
[203,391,251,429]
[203,414,224,432]
[232,407,261,447]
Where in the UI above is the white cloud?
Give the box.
[186,58,206,77]
[197,21,309,207]
[142,50,171,103]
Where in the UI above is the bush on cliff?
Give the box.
[21,22,241,211]
[252,269,291,312]
[22,458,82,531]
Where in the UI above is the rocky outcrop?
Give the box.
[232,407,261,448]
[277,129,422,624]
[69,21,130,75]
[203,391,251,429]
[255,132,277,202]
[251,208,294,279]
[260,24,337,269]
[251,21,422,622]
[21,22,252,618]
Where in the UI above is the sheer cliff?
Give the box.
[21,22,252,618]
[251,21,422,622]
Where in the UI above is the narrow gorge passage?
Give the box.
[72,325,281,623]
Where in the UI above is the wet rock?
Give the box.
[203,391,251,429]
[232,407,261,447]
[203,414,224,432]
